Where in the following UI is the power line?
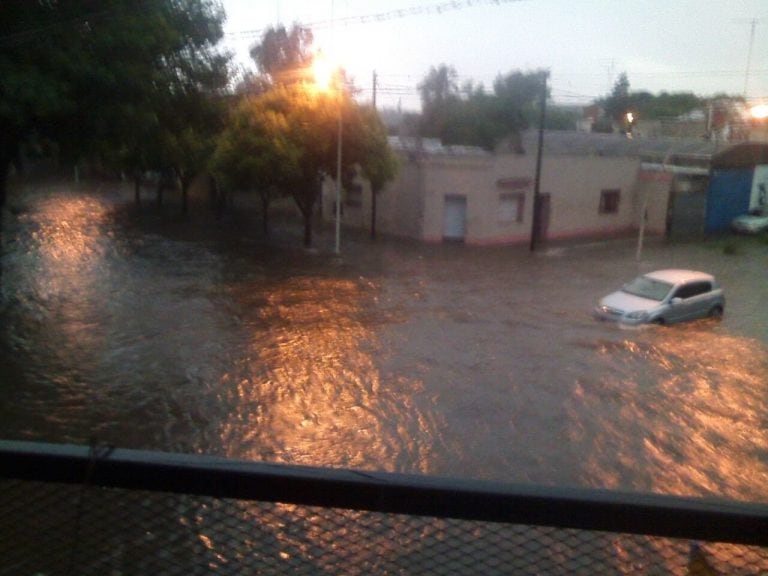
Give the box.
[226,0,528,39]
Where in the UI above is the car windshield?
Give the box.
[621,276,674,301]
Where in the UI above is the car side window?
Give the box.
[672,281,711,300]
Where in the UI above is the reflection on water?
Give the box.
[573,326,768,501]
[1,186,767,506]
[218,275,440,473]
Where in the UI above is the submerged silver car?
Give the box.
[594,269,725,326]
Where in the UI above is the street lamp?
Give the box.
[313,52,342,255]
[750,104,768,120]
[625,111,635,137]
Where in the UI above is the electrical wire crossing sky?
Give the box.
[221,0,768,111]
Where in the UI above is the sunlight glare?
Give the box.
[312,51,334,92]
[750,104,768,120]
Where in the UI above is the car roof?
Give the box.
[643,269,715,284]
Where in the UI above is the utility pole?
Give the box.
[744,18,757,98]
[372,70,378,110]
[529,70,548,252]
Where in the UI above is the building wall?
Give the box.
[377,157,425,239]
[419,156,496,242]
[635,171,673,236]
[322,156,424,239]
[421,153,642,245]
[330,149,667,246]
[478,155,536,245]
[536,156,640,241]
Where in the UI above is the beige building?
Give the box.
[322,131,717,246]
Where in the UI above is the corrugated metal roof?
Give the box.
[387,136,489,157]
[388,131,729,163]
[520,130,720,160]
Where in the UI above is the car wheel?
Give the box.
[708,305,724,319]
[651,317,665,325]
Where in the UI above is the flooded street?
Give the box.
[1,185,767,504]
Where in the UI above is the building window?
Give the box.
[499,192,525,223]
[599,189,620,214]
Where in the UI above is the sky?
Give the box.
[220,0,768,111]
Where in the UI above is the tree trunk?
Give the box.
[156,177,164,208]
[370,188,378,239]
[293,181,319,249]
[133,173,142,206]
[180,175,189,216]
[0,130,20,215]
[0,158,9,216]
[0,159,8,263]
[213,177,226,221]
[260,193,270,237]
[303,214,312,248]
[0,148,15,291]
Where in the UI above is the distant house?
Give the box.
[322,130,720,246]
[578,104,607,133]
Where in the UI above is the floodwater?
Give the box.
[1,185,767,504]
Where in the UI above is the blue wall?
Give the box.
[706,169,754,233]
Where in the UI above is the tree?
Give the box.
[597,74,707,133]
[215,79,338,247]
[492,70,548,134]
[243,25,328,244]
[250,25,314,85]
[417,67,547,151]
[636,91,702,120]
[0,0,229,212]
[161,91,227,215]
[285,84,342,247]
[602,72,632,125]
[242,25,397,248]
[346,106,398,238]
[212,89,301,235]
[418,65,460,140]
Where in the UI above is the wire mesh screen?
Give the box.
[2,478,767,576]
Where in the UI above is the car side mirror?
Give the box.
[671,297,683,305]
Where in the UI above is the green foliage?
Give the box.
[602,72,631,123]
[417,65,548,150]
[598,73,705,126]
[349,106,399,194]
[213,88,303,194]
[417,65,460,141]
[544,106,580,131]
[226,24,397,247]
[0,0,229,198]
[249,25,314,85]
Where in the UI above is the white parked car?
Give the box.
[731,213,768,234]
[594,269,725,326]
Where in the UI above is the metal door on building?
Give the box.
[705,169,752,233]
[667,177,709,239]
[443,194,467,242]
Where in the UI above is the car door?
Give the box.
[668,281,711,322]
[679,281,714,320]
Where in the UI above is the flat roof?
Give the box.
[711,142,768,169]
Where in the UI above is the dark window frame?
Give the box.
[599,189,621,214]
